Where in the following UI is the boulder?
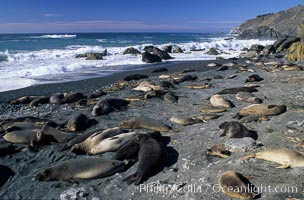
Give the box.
[85,53,104,60]
[123,47,141,55]
[172,46,184,53]
[163,45,173,53]
[263,45,275,55]
[275,37,300,53]
[152,48,173,60]
[142,52,162,63]
[287,41,304,62]
[249,44,264,52]
[143,45,156,52]
[206,48,220,55]
[75,53,104,60]
[239,51,259,59]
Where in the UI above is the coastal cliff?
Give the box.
[234,5,304,39]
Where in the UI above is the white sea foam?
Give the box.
[30,34,77,39]
[0,37,275,92]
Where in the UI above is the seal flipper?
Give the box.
[276,161,290,169]
[123,173,138,185]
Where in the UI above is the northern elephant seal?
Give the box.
[192,113,221,122]
[236,92,262,104]
[217,86,258,95]
[10,96,41,105]
[219,171,258,199]
[210,94,233,108]
[3,129,44,147]
[119,117,172,132]
[245,74,263,82]
[49,93,64,104]
[67,113,96,132]
[237,104,287,118]
[71,127,127,154]
[123,134,163,185]
[219,121,257,139]
[60,92,86,104]
[28,96,50,107]
[92,98,129,116]
[169,117,198,126]
[243,148,304,168]
[204,144,231,158]
[35,158,129,181]
[164,92,178,103]
[87,131,137,155]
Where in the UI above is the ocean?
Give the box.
[0,33,274,92]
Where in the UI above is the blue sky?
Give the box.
[0,0,303,33]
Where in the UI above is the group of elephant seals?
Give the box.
[92,98,129,116]
[237,104,287,118]
[217,86,258,95]
[119,117,172,132]
[236,92,262,104]
[35,158,130,181]
[219,121,257,139]
[10,96,40,105]
[243,148,304,168]
[123,134,163,185]
[28,96,50,107]
[219,171,258,199]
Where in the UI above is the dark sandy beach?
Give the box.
[1,55,304,200]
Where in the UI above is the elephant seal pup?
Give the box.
[164,92,178,103]
[35,158,129,181]
[236,92,262,104]
[88,89,106,99]
[237,104,287,118]
[71,127,128,154]
[245,74,263,83]
[38,124,76,143]
[219,171,258,199]
[170,117,198,126]
[112,131,162,161]
[119,117,172,132]
[239,115,269,123]
[123,134,163,185]
[49,93,64,104]
[144,90,165,99]
[60,92,86,104]
[204,144,231,158]
[59,128,103,151]
[192,113,221,122]
[3,129,44,147]
[87,131,137,155]
[219,121,257,139]
[243,148,304,168]
[10,96,41,105]
[67,113,95,132]
[173,75,197,84]
[210,94,232,108]
[133,81,164,92]
[123,74,148,81]
[92,98,129,116]
[200,107,227,113]
[217,86,258,95]
[28,96,50,107]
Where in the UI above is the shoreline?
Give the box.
[0,59,220,103]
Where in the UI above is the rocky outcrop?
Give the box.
[123,47,141,55]
[206,48,220,55]
[287,24,304,62]
[235,5,304,39]
[172,46,184,53]
[152,48,173,60]
[76,53,104,60]
[142,52,162,63]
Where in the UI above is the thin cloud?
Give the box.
[42,13,63,17]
